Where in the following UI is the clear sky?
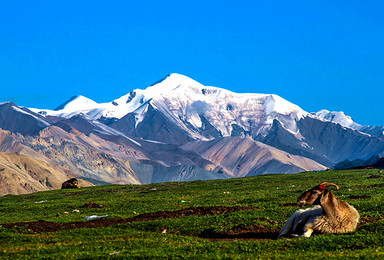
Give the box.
[1,0,383,125]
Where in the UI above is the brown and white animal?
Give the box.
[279,182,359,238]
[61,178,80,189]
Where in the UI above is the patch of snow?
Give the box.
[140,139,166,144]
[35,200,48,203]
[265,94,306,118]
[12,106,50,126]
[142,73,205,100]
[84,214,109,220]
[91,120,142,146]
[56,95,98,112]
[312,110,361,130]
[133,102,150,128]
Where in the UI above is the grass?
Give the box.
[1,168,384,259]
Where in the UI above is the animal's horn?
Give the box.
[320,182,339,190]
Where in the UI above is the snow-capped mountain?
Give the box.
[313,109,384,139]
[55,95,98,112]
[2,73,384,195]
[29,73,384,167]
[313,110,362,130]
[33,73,307,140]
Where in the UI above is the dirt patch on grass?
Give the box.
[81,201,107,208]
[200,226,281,241]
[280,202,297,207]
[357,215,384,228]
[1,206,257,234]
[348,195,372,200]
[368,174,383,179]
[200,217,282,241]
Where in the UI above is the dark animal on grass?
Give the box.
[61,178,80,189]
[279,182,359,238]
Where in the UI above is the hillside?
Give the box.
[0,152,76,195]
[0,152,95,196]
[0,169,383,258]
[181,137,327,177]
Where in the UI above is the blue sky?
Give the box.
[1,0,383,125]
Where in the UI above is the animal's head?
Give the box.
[297,182,339,208]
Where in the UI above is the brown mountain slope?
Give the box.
[0,127,144,186]
[0,126,225,194]
[28,126,144,185]
[181,137,327,177]
[0,152,78,196]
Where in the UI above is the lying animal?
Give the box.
[61,178,80,189]
[279,182,359,238]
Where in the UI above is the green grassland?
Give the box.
[1,169,384,259]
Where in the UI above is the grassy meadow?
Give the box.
[1,169,384,259]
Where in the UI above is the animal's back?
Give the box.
[311,204,359,234]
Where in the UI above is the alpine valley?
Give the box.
[1,73,383,195]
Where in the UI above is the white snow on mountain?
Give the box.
[30,95,100,118]
[31,73,309,138]
[311,109,384,139]
[57,95,98,111]
[144,73,308,136]
[313,110,362,130]
[12,105,50,127]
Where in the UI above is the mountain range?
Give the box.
[1,73,383,195]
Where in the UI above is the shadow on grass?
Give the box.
[199,228,280,241]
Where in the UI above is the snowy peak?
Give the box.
[311,110,384,139]
[55,95,98,112]
[29,73,310,137]
[132,73,309,136]
[264,94,305,117]
[141,73,216,103]
[145,73,204,95]
[143,73,306,117]
[30,95,101,119]
[313,109,361,130]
